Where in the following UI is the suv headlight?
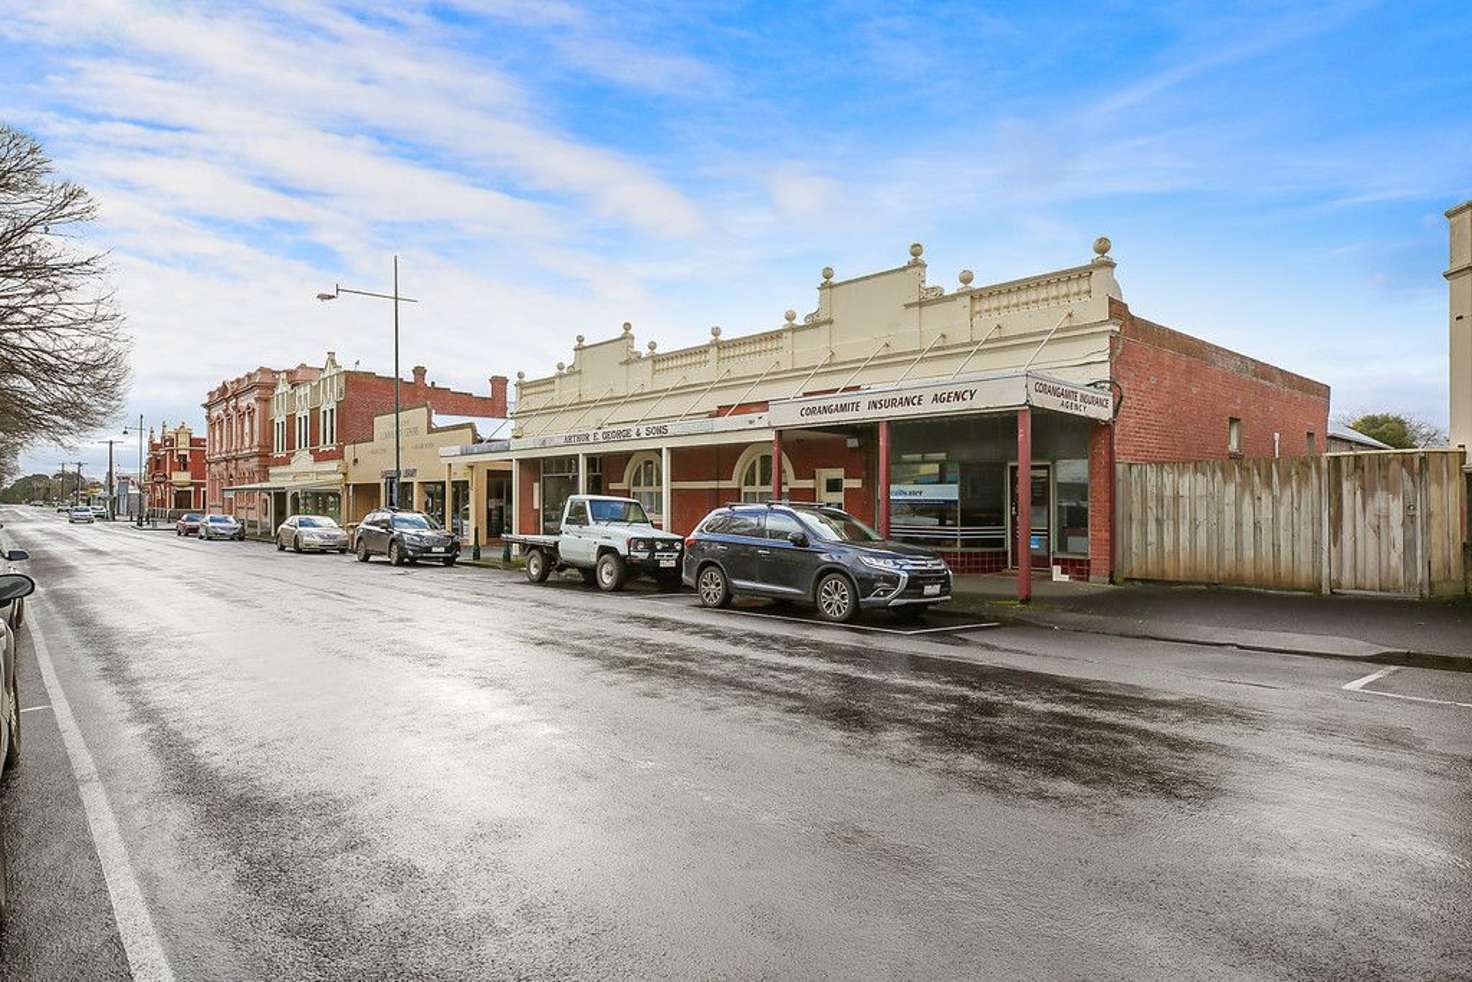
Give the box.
[628,538,649,552]
[858,555,903,571]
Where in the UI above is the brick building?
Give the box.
[218,351,508,532]
[145,421,207,513]
[204,365,308,528]
[441,238,1328,595]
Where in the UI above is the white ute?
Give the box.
[504,494,684,592]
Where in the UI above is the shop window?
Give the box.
[541,455,578,534]
[740,453,774,502]
[1054,459,1090,556]
[629,456,662,522]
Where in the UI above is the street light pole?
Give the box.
[122,413,146,525]
[317,256,418,509]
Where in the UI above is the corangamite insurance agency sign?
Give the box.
[767,372,1112,427]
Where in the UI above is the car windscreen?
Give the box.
[588,499,650,525]
[297,516,337,528]
[800,508,882,543]
[183,514,202,521]
[391,514,436,530]
[207,516,234,523]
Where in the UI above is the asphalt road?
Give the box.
[1,505,1469,981]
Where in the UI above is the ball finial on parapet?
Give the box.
[710,325,721,339]
[909,242,924,259]
[647,340,657,353]
[516,371,525,381]
[1093,236,1112,258]
[821,266,834,283]
[784,309,796,324]
[958,269,974,287]
[622,321,633,335]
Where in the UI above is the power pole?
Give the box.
[106,440,117,519]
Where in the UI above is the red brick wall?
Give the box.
[516,458,540,536]
[1111,301,1329,463]
[1088,423,1113,582]
[338,374,507,447]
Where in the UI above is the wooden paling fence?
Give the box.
[1115,450,1468,597]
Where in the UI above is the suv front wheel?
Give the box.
[814,572,858,623]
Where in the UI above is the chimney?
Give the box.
[1447,201,1472,461]
[489,375,509,417]
[411,365,427,386]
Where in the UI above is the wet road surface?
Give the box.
[1,505,1469,980]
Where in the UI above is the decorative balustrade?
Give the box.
[972,267,1092,316]
[719,330,785,363]
[652,346,710,375]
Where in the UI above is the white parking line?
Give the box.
[1342,667,1399,691]
[633,594,998,636]
[1341,665,1472,709]
[26,607,176,981]
[19,703,52,714]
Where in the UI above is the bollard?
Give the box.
[503,539,511,563]
[472,527,481,562]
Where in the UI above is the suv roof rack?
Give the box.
[719,500,833,510]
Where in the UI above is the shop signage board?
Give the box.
[768,371,1112,426]
[504,413,767,452]
[1025,375,1113,420]
[889,483,960,501]
[768,375,1025,428]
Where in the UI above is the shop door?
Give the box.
[814,468,845,508]
[1007,463,1051,569]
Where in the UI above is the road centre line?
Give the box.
[1343,667,1399,691]
[25,602,176,982]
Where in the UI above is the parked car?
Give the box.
[0,523,29,630]
[67,507,95,525]
[176,513,204,536]
[90,504,108,520]
[276,515,349,554]
[55,504,71,514]
[352,509,459,566]
[197,514,245,541]
[682,502,953,623]
[0,570,37,922]
[505,494,683,591]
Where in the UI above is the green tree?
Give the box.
[1345,413,1448,450]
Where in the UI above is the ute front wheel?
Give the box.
[595,552,626,592]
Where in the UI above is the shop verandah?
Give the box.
[449,371,1114,599]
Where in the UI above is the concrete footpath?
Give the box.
[950,575,1472,668]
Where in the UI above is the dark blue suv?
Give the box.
[681,502,953,623]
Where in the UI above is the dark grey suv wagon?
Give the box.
[681,502,952,623]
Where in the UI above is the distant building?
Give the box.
[145,422,207,512]
[1326,424,1393,453]
[209,351,508,532]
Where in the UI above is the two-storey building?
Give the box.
[221,352,508,532]
[145,421,207,513]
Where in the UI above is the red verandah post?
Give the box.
[877,420,891,537]
[1016,407,1032,603]
[771,430,783,501]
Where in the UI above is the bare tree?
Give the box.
[0,124,130,483]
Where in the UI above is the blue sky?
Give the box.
[3,0,1469,481]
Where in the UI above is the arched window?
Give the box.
[740,453,774,502]
[629,454,661,521]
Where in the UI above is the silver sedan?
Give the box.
[276,515,350,554]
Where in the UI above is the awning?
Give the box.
[223,479,343,494]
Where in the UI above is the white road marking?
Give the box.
[1342,667,1399,691]
[26,608,176,982]
[635,594,998,636]
[19,703,51,714]
[1341,665,1472,709]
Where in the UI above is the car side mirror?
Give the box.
[0,573,35,604]
[7,550,29,562]
[787,531,809,548]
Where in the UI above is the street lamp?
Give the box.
[317,256,419,509]
[122,414,146,526]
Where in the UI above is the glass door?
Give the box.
[1007,463,1051,569]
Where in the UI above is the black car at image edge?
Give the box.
[681,502,952,623]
